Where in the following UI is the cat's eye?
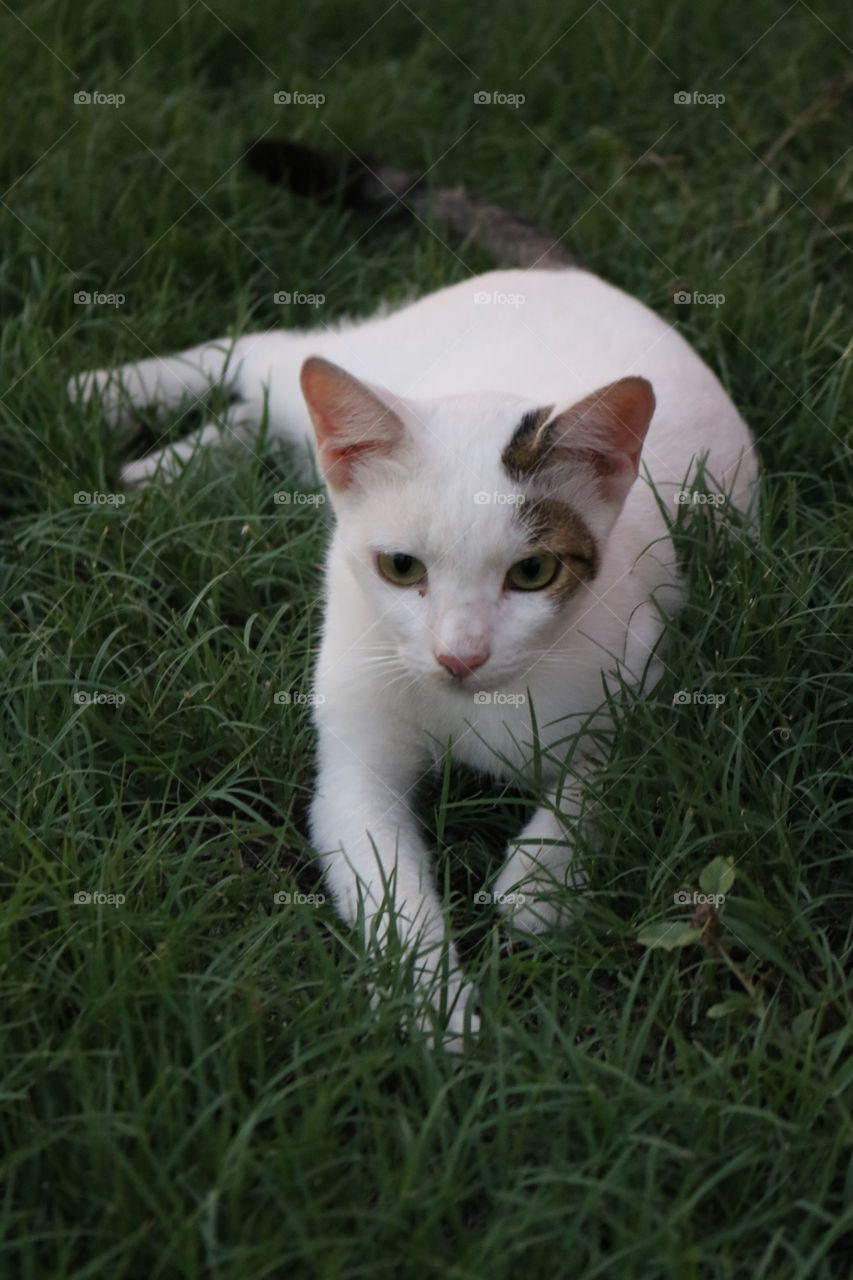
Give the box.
[376,551,427,586]
[506,553,560,591]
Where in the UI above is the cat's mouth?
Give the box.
[432,666,519,697]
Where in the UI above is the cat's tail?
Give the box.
[244,138,575,270]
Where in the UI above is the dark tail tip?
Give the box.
[243,138,385,210]
[243,139,575,269]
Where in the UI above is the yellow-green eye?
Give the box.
[506,553,560,591]
[377,551,427,586]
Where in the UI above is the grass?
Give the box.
[2,0,853,1275]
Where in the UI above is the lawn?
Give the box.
[1,1,852,1276]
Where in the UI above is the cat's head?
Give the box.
[300,357,655,691]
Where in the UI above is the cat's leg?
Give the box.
[311,733,479,1050]
[67,338,244,431]
[70,331,319,484]
[492,774,589,934]
[119,399,263,486]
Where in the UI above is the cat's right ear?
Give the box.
[300,357,405,492]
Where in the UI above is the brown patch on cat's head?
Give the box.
[501,406,554,480]
[502,379,655,506]
[517,495,599,605]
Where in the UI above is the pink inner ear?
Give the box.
[300,356,404,491]
[552,376,656,501]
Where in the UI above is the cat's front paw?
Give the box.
[416,977,481,1054]
[67,368,141,431]
[494,883,570,934]
[492,845,587,935]
[368,970,480,1053]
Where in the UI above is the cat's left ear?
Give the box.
[300,356,405,492]
[507,377,655,508]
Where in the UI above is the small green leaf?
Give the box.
[700,856,736,898]
[637,923,703,951]
[707,995,754,1019]
[791,1008,817,1041]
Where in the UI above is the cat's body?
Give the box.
[71,165,757,1047]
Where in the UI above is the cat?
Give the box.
[69,142,758,1048]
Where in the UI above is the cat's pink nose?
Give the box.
[436,648,490,678]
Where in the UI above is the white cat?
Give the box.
[70,164,757,1048]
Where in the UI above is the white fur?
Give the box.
[70,267,757,1048]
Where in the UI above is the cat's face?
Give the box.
[301,358,655,692]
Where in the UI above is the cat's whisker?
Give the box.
[356,655,407,672]
[378,668,419,691]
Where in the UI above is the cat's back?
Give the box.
[341,267,712,401]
